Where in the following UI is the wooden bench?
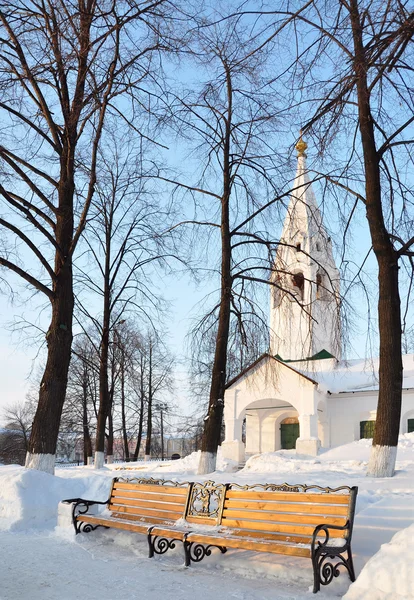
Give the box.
[63,477,194,557]
[182,482,358,593]
[63,478,357,593]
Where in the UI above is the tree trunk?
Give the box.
[145,343,153,460]
[198,62,233,475]
[25,145,75,475]
[349,0,403,477]
[120,348,129,461]
[94,228,112,468]
[82,374,93,465]
[133,357,145,460]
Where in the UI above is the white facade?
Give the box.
[221,139,414,464]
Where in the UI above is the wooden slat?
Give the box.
[111,512,173,525]
[222,508,347,527]
[226,490,350,504]
[226,528,312,545]
[110,497,185,513]
[113,482,188,495]
[185,515,220,526]
[221,518,346,538]
[186,533,311,558]
[224,499,349,516]
[111,490,187,504]
[149,526,187,540]
[81,514,149,534]
[108,504,181,521]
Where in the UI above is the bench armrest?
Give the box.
[311,522,349,553]
[62,497,110,530]
[62,497,108,506]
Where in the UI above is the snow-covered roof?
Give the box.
[292,353,414,394]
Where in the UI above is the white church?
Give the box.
[221,137,414,465]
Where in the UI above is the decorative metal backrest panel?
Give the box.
[186,480,227,522]
[115,476,190,487]
[228,482,354,494]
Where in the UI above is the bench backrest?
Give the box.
[108,478,191,525]
[220,484,358,545]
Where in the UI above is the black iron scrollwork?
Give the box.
[183,540,227,567]
[148,535,177,558]
[116,476,189,487]
[62,497,109,534]
[229,482,353,494]
[311,523,355,593]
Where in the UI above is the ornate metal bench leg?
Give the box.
[147,527,155,559]
[147,532,177,559]
[183,539,227,566]
[312,550,320,593]
[183,536,191,567]
[347,546,356,582]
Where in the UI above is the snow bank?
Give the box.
[111,448,238,475]
[343,523,414,600]
[0,465,111,531]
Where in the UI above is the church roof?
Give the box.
[225,352,319,389]
[292,353,414,394]
[226,353,414,395]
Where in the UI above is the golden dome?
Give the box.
[295,131,307,157]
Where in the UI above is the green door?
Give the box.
[408,419,414,433]
[281,423,300,450]
[360,420,376,439]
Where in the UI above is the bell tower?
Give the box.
[269,136,341,361]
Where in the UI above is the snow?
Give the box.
[343,524,414,600]
[1,435,414,599]
[294,353,414,394]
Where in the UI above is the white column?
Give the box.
[221,389,245,464]
[296,412,320,456]
[261,413,278,452]
[245,412,260,454]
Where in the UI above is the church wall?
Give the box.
[327,389,414,446]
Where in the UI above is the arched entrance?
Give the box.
[280,417,299,449]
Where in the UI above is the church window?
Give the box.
[360,420,376,439]
[292,272,304,301]
[408,419,414,433]
[296,243,301,252]
[316,272,328,300]
[315,242,321,252]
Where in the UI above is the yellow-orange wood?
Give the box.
[223,499,349,516]
[107,504,181,521]
[221,518,346,538]
[109,498,184,513]
[185,515,220,526]
[226,490,350,504]
[113,482,188,495]
[81,514,150,533]
[222,508,346,527]
[110,512,175,525]
[111,490,187,504]
[149,526,188,540]
[224,528,312,544]
[186,533,312,558]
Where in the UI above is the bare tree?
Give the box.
[0,400,35,464]
[64,335,99,464]
[162,15,292,474]
[74,138,173,468]
[281,0,414,476]
[0,0,175,473]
